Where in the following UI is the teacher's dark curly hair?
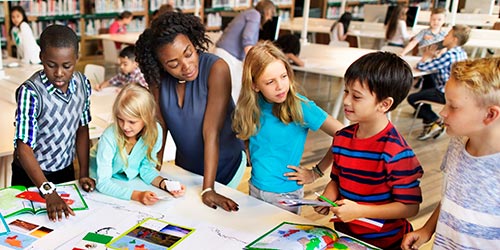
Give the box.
[135,12,212,88]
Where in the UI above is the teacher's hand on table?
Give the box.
[44,192,75,221]
[79,177,95,192]
[201,190,239,212]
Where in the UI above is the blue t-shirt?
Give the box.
[249,94,327,193]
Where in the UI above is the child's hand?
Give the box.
[401,229,433,250]
[331,199,362,222]
[94,84,102,91]
[44,192,75,222]
[314,203,331,215]
[284,165,315,185]
[166,184,186,198]
[135,191,159,205]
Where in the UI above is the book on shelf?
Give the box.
[245,221,380,250]
[0,183,88,218]
[107,217,195,249]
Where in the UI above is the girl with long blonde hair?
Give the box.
[232,41,344,214]
[90,84,185,205]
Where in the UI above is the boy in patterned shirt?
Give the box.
[314,52,424,250]
[94,45,148,91]
[12,25,95,222]
[407,25,470,141]
[402,57,500,250]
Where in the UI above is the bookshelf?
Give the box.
[1,0,293,58]
[322,0,414,20]
[3,0,148,58]
[204,0,294,31]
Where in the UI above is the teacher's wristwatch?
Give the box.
[39,181,56,196]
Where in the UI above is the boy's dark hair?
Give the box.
[274,34,301,55]
[39,25,79,55]
[345,51,412,112]
[119,45,136,60]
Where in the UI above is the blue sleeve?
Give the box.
[299,95,328,131]
[139,123,163,184]
[241,10,261,47]
[94,127,134,200]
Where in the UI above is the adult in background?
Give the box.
[214,0,276,102]
[135,12,245,212]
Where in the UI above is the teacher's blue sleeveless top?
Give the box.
[159,52,244,185]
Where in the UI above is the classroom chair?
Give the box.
[84,64,105,89]
[102,40,120,66]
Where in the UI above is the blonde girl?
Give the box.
[90,84,185,205]
[232,41,343,214]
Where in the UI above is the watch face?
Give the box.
[43,183,51,191]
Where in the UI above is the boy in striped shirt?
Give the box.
[315,52,424,249]
[12,25,95,222]
[402,57,500,250]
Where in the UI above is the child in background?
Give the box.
[314,52,424,250]
[402,57,500,250]
[94,45,148,91]
[90,84,185,205]
[12,25,95,222]
[329,12,352,43]
[109,10,133,49]
[232,41,344,214]
[9,6,41,64]
[385,5,410,48]
[407,25,470,141]
[274,34,304,67]
[400,8,447,56]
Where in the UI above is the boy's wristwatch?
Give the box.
[39,181,56,196]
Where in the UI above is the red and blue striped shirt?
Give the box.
[331,122,423,249]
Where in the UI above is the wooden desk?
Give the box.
[2,164,379,249]
[294,44,430,121]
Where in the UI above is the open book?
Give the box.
[245,222,380,250]
[107,218,195,249]
[0,183,88,218]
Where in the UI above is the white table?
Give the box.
[2,163,378,249]
[294,43,429,121]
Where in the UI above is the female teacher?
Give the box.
[135,12,245,211]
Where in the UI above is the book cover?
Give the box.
[0,213,9,236]
[107,218,195,250]
[0,183,88,218]
[245,221,380,250]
